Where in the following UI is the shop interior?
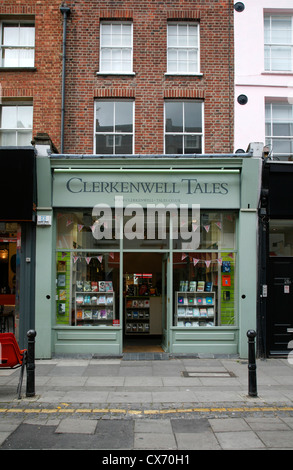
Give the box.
[123,252,166,352]
[0,223,18,335]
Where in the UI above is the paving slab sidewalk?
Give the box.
[1,356,293,450]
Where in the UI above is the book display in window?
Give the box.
[56,253,71,325]
[125,297,150,334]
[175,287,215,327]
[74,280,115,326]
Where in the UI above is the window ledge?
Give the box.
[96,71,136,76]
[262,71,293,76]
[0,67,36,72]
[165,72,203,77]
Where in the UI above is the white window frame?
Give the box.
[98,21,134,75]
[0,20,35,68]
[94,100,135,155]
[0,102,33,146]
[265,101,293,159]
[264,14,293,72]
[164,100,204,154]
[166,22,201,76]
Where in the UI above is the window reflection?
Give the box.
[173,211,236,250]
[95,100,134,154]
[56,211,119,250]
[269,220,293,256]
[165,101,203,154]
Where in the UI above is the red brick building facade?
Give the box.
[0,1,63,149]
[0,0,234,155]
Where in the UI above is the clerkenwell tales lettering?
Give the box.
[66,177,229,195]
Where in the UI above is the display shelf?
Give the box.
[74,281,115,325]
[175,291,215,327]
[125,296,150,334]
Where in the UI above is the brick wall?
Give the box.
[64,0,234,155]
[0,1,63,150]
[0,0,234,155]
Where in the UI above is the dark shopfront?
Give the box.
[0,147,36,348]
[259,162,293,357]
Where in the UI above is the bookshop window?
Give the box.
[56,251,120,327]
[123,208,170,249]
[173,252,236,327]
[56,211,120,250]
[173,210,237,250]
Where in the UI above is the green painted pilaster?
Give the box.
[34,140,54,358]
[238,209,258,358]
[35,210,54,358]
[238,156,261,358]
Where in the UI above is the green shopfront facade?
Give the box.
[34,150,261,359]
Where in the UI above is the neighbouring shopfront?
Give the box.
[34,148,261,359]
[259,161,293,357]
[0,147,36,348]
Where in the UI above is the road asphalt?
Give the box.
[1,353,293,451]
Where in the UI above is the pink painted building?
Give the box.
[234,0,293,160]
[236,1,293,357]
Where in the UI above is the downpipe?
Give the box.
[60,5,71,154]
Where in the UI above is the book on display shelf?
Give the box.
[175,290,216,327]
[197,281,205,292]
[189,281,197,292]
[99,281,106,292]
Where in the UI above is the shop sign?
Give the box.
[53,171,240,209]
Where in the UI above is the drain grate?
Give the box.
[182,370,235,377]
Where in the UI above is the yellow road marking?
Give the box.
[1,406,292,415]
[57,409,76,413]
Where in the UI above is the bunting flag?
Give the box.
[73,256,79,264]
[189,257,226,266]
[109,253,114,259]
[61,252,67,259]
[181,253,188,260]
[85,257,91,265]
[97,255,103,263]
[62,215,227,232]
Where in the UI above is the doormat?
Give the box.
[182,370,235,377]
[123,352,170,361]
